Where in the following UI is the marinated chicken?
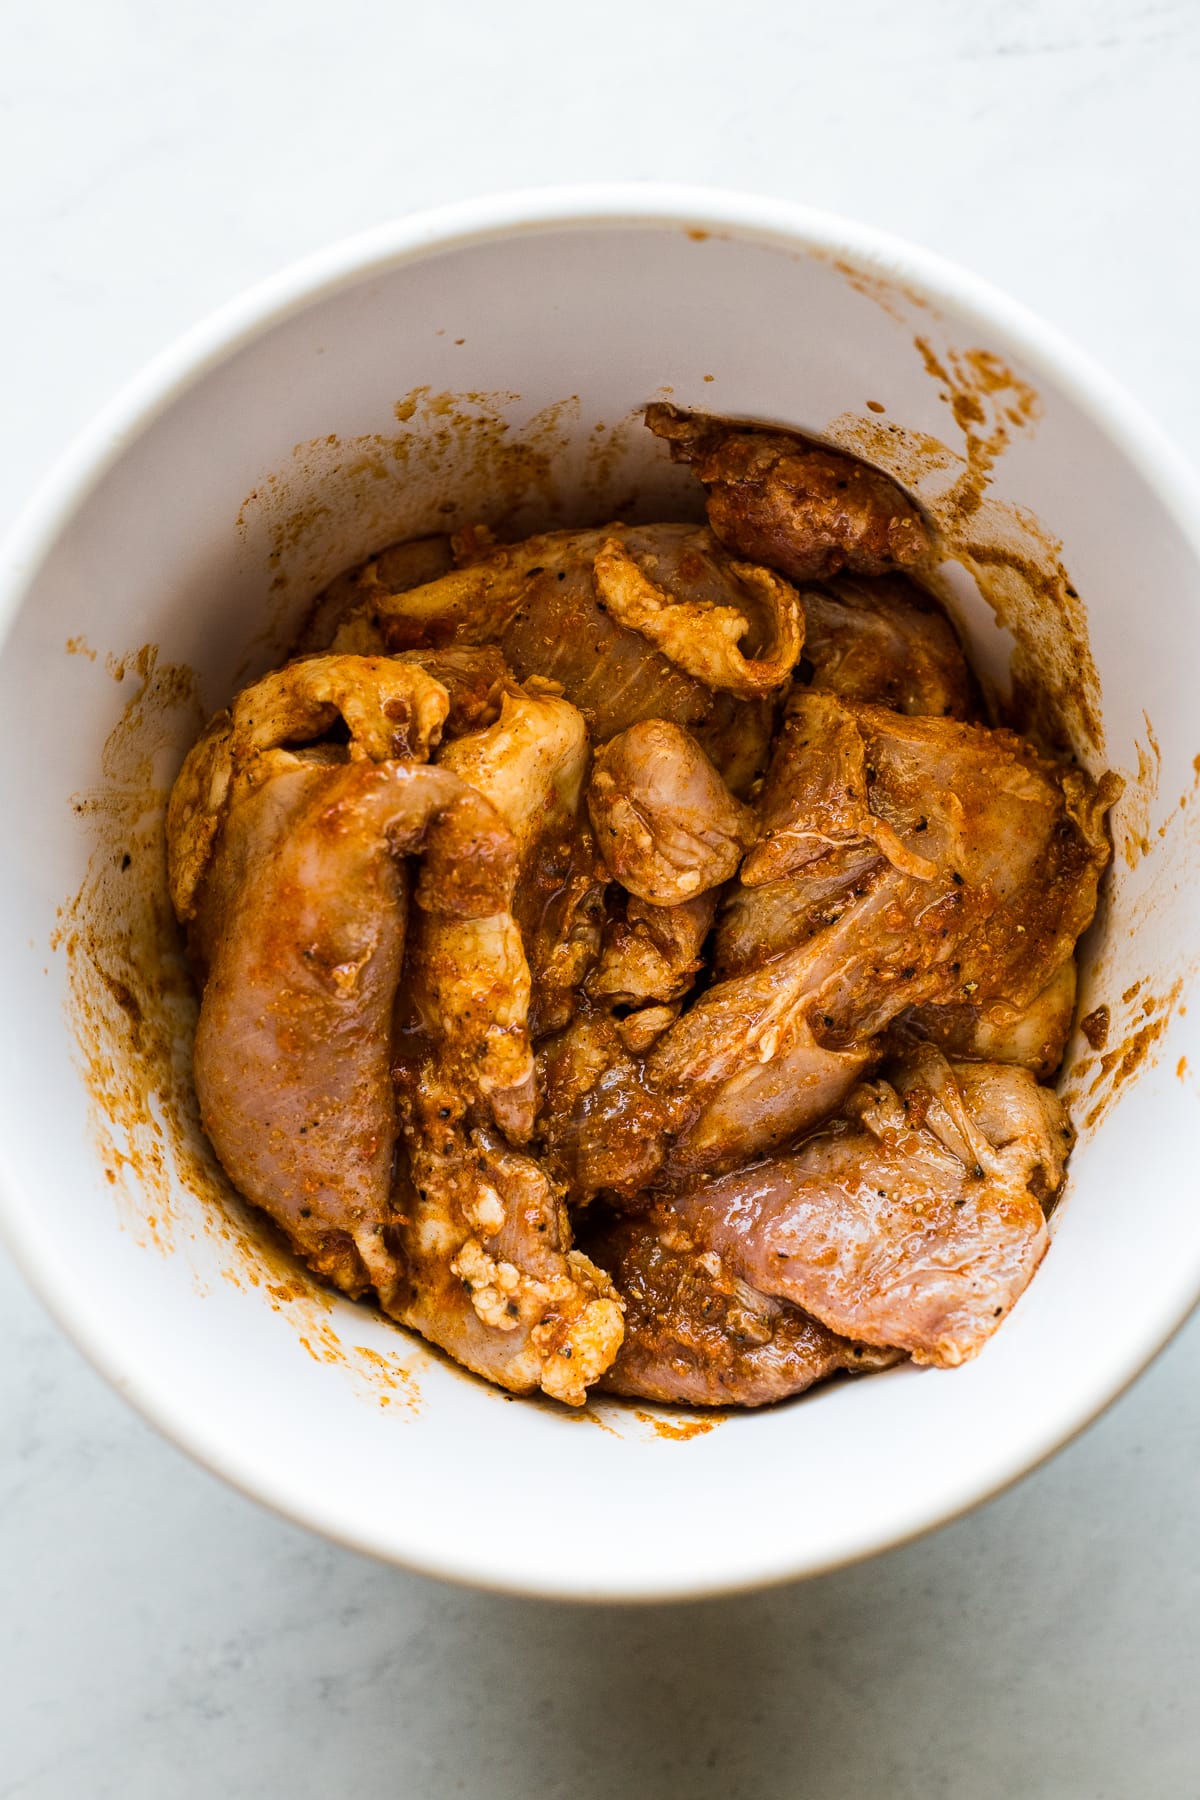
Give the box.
[588,720,755,905]
[587,890,716,1009]
[389,679,624,1400]
[389,1114,623,1407]
[586,1205,900,1406]
[586,1044,1066,1391]
[645,402,930,582]
[167,404,1117,1410]
[654,1048,1066,1367]
[546,690,1111,1189]
[799,574,976,720]
[170,655,518,1297]
[537,1008,671,1204]
[320,520,789,795]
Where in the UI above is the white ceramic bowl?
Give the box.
[3,187,1199,1602]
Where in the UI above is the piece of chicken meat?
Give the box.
[585,1204,899,1406]
[298,533,455,655]
[587,718,756,906]
[645,403,930,583]
[540,720,755,1200]
[168,653,456,950]
[686,696,1110,1158]
[388,1112,624,1408]
[652,1047,1069,1367]
[586,889,717,1011]
[185,752,516,1298]
[393,645,513,737]
[390,680,624,1401]
[397,677,599,1139]
[320,522,802,796]
[800,573,975,720]
[893,958,1080,1082]
[733,692,1115,1018]
[536,1007,672,1205]
[170,656,622,1404]
[563,690,1113,1191]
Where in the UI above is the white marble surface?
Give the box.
[2,1,1199,1792]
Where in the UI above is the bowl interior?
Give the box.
[3,203,1199,1599]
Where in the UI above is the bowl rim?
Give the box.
[2,182,1200,1603]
